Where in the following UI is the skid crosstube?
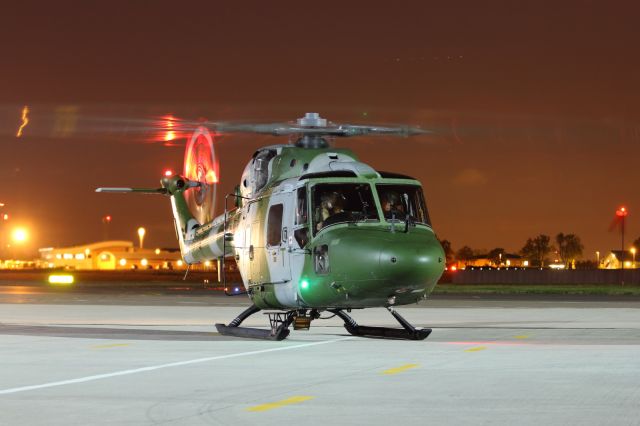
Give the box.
[329,307,432,341]
[214,304,294,341]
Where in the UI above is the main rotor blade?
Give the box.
[213,122,430,137]
[95,187,167,194]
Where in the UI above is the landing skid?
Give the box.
[215,305,431,341]
[328,307,432,340]
[215,305,294,341]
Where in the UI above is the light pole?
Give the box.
[616,206,628,285]
[596,251,600,268]
[137,227,146,249]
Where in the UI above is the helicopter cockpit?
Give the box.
[312,183,379,233]
[376,184,431,225]
[310,182,431,234]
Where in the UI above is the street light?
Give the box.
[631,247,637,269]
[596,251,600,268]
[137,227,146,249]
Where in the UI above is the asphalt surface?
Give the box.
[1,283,639,425]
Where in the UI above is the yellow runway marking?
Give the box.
[91,343,131,349]
[247,396,314,412]
[382,363,419,375]
[464,346,488,352]
[514,335,530,339]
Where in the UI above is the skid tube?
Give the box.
[328,307,432,340]
[215,305,295,341]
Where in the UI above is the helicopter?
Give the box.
[97,113,445,340]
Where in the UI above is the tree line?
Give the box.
[440,233,594,268]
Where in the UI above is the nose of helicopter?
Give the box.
[304,227,445,306]
[377,237,444,284]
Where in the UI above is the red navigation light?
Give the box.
[616,207,628,217]
[103,215,112,223]
[164,169,173,177]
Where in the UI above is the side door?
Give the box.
[265,192,292,284]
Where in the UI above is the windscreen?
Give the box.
[376,184,431,226]
[312,183,378,233]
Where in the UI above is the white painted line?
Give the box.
[0,337,351,395]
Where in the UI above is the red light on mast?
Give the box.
[102,215,112,223]
[616,207,628,217]
[164,169,173,177]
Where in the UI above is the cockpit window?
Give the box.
[376,184,431,226]
[312,183,378,233]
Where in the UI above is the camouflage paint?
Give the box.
[165,145,445,310]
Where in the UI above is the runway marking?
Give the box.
[382,363,419,375]
[0,337,351,396]
[464,346,488,352]
[247,396,314,412]
[91,343,131,349]
[514,335,530,339]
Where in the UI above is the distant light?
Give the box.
[624,261,632,268]
[137,227,146,249]
[164,169,173,177]
[631,247,637,255]
[233,287,239,293]
[104,215,112,223]
[450,265,457,271]
[2,213,8,221]
[616,206,628,217]
[11,228,28,243]
[119,258,127,266]
[204,260,211,267]
[140,258,148,267]
[300,279,309,289]
[48,274,74,285]
[155,248,161,255]
[74,253,85,260]
[177,260,183,267]
[549,264,565,269]
[523,260,529,267]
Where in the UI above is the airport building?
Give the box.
[600,250,638,269]
[460,253,528,269]
[38,241,185,270]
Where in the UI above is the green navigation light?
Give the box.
[300,279,309,290]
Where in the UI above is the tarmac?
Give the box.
[1,285,639,425]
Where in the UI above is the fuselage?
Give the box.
[166,144,445,310]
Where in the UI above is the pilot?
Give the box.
[316,191,345,230]
[381,192,405,219]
